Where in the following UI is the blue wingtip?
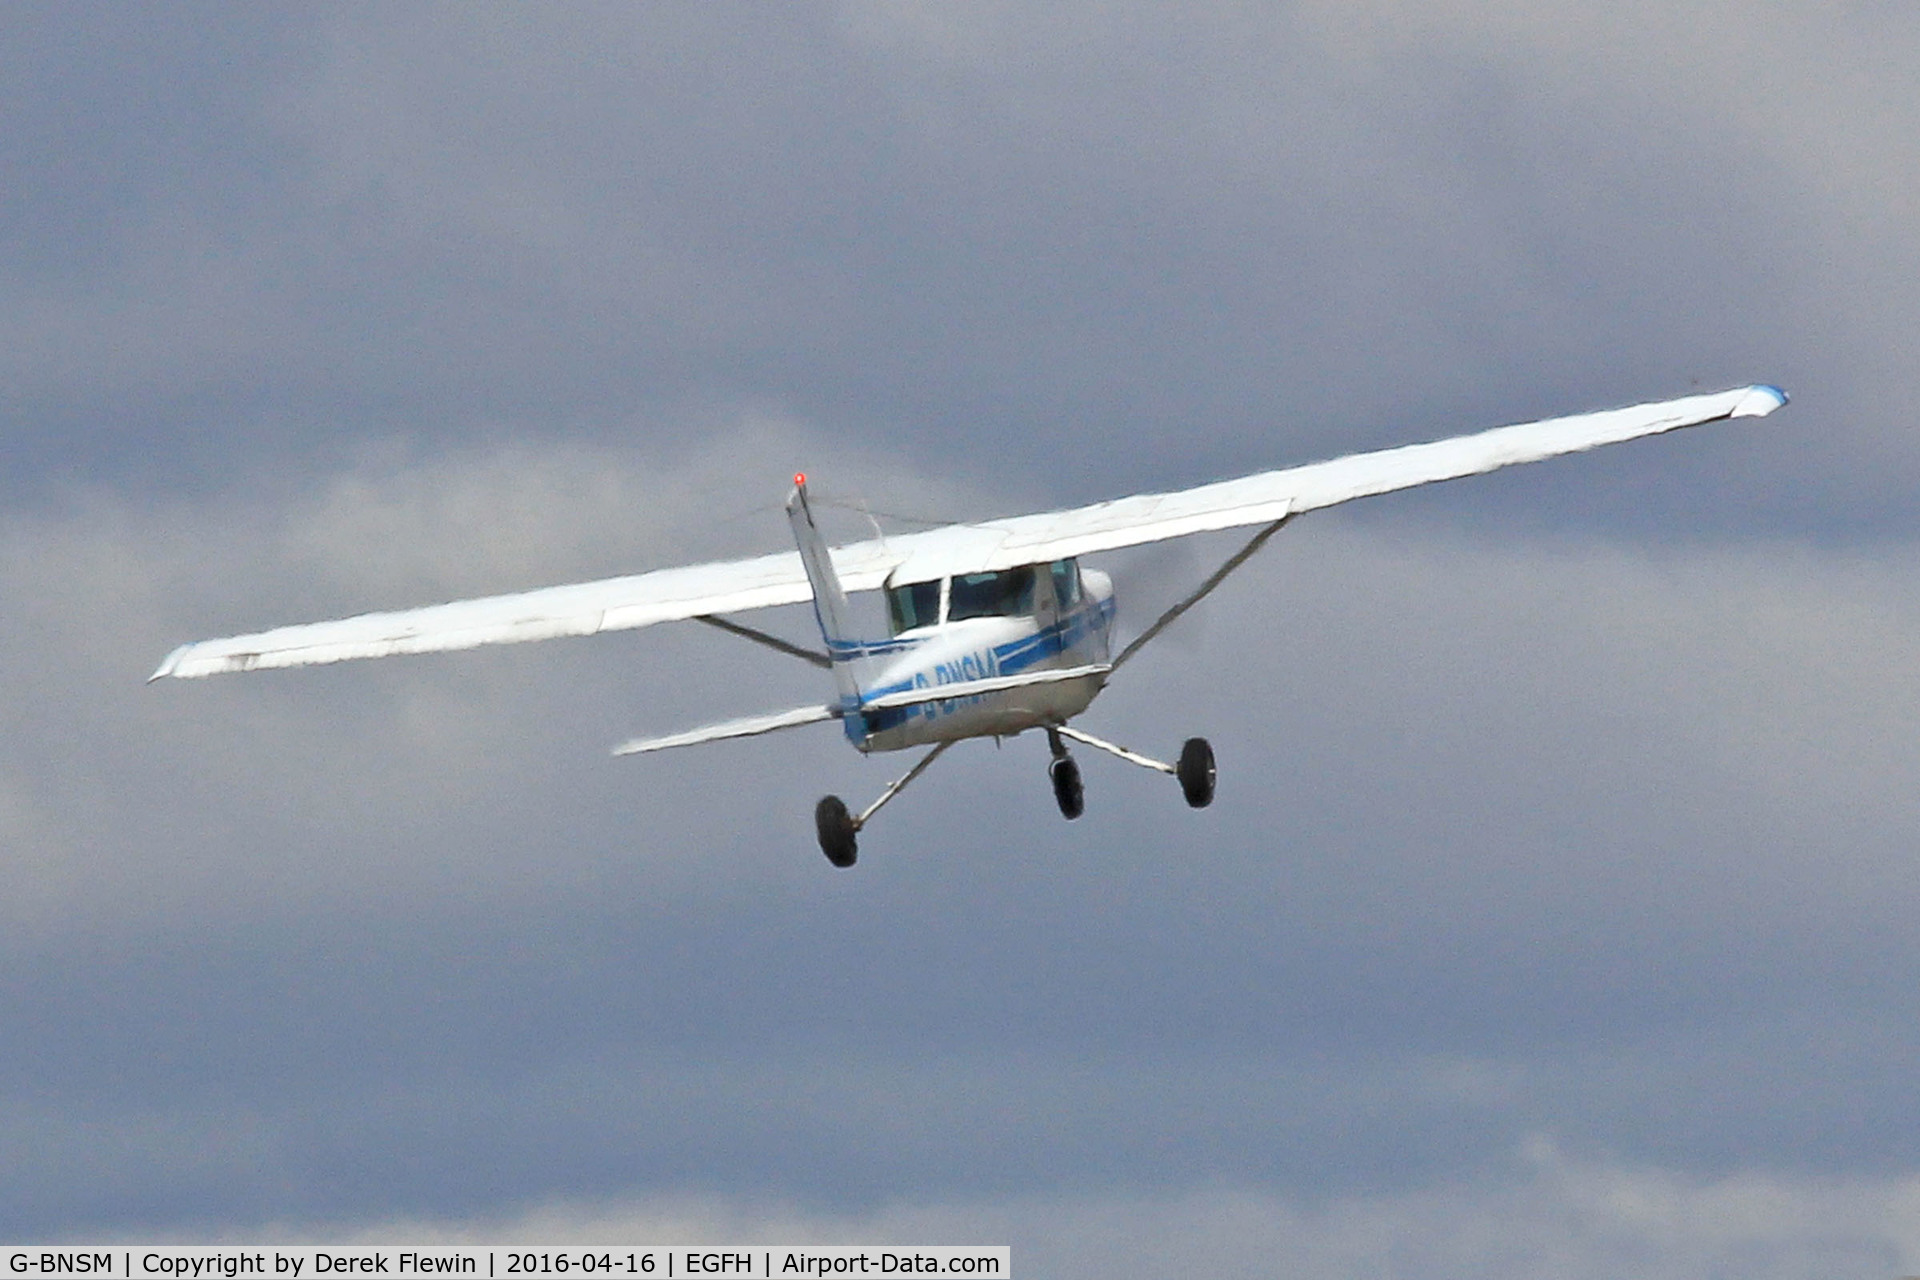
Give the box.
[1731,384,1789,417]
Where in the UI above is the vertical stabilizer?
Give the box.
[786,475,868,703]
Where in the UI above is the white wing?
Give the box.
[153,385,1784,679]
[869,383,1788,584]
[152,543,896,680]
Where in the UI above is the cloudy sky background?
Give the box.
[5,1,1920,1273]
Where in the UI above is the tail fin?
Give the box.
[786,475,870,704]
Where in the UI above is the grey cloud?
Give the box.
[0,412,980,937]
[6,423,1920,1233]
[123,1147,1920,1278]
[6,0,1920,1253]
[0,2,1899,529]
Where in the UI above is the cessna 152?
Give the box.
[153,384,1787,866]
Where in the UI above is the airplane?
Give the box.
[152,384,1787,867]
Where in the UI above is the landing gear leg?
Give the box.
[814,741,953,868]
[1054,723,1218,810]
[1046,727,1084,820]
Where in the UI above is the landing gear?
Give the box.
[815,795,858,867]
[1045,727,1086,819]
[813,741,953,868]
[1049,757,1085,819]
[1048,752,1085,820]
[1177,736,1215,808]
[1052,723,1217,812]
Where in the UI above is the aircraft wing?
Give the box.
[151,543,899,680]
[869,384,1788,584]
[153,384,1784,680]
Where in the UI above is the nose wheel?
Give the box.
[1046,729,1085,820]
[1049,757,1085,819]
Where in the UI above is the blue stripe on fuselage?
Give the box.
[846,596,1114,740]
[825,635,917,659]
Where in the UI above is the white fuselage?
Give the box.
[847,568,1114,752]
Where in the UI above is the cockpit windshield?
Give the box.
[948,565,1037,622]
[886,579,941,634]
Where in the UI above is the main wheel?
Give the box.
[1049,755,1085,820]
[815,795,858,867]
[1177,737,1215,808]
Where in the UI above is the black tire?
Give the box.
[815,795,858,867]
[1049,755,1085,820]
[1177,737,1215,808]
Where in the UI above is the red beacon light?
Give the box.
[793,472,807,487]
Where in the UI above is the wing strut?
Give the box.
[694,614,831,669]
[1110,516,1292,672]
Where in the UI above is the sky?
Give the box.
[4,1,1920,1273]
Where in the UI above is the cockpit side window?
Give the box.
[887,579,942,634]
[1049,559,1081,609]
[948,565,1038,621]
